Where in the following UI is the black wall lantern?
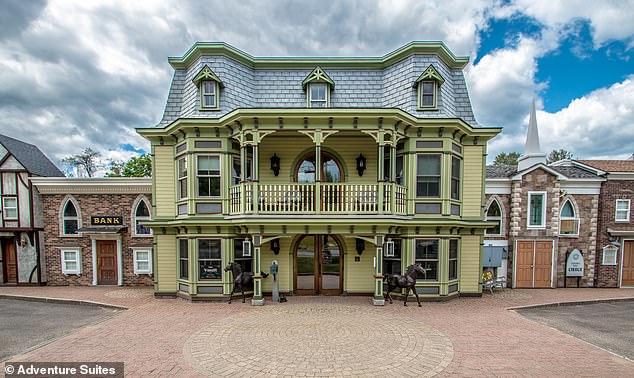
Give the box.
[355,238,365,255]
[356,154,366,176]
[271,238,280,255]
[270,154,281,176]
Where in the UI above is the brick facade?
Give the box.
[41,192,153,286]
[595,179,634,287]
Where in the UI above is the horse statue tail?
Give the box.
[261,271,269,278]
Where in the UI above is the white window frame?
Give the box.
[309,83,328,108]
[132,196,152,237]
[484,198,503,236]
[602,245,618,266]
[615,199,630,222]
[61,248,81,275]
[201,80,217,108]
[132,248,153,275]
[559,199,579,236]
[196,155,221,198]
[2,197,18,220]
[527,191,547,229]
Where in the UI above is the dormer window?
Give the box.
[303,66,334,108]
[415,65,445,110]
[192,65,223,110]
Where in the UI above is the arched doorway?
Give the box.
[294,235,343,295]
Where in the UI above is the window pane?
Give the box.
[64,201,77,217]
[422,94,434,107]
[395,155,403,185]
[232,158,241,185]
[416,240,439,260]
[180,259,189,279]
[65,261,77,271]
[136,221,151,235]
[136,201,149,217]
[420,261,437,280]
[417,155,440,175]
[198,239,221,259]
[199,260,221,280]
[422,82,434,94]
[178,158,187,178]
[5,207,18,219]
[198,177,211,197]
[203,81,215,94]
[179,239,189,259]
[136,251,149,261]
[210,177,221,196]
[311,84,326,100]
[449,240,458,259]
[530,194,544,225]
[616,200,629,210]
[64,251,76,261]
[203,95,215,107]
[64,220,78,234]
[487,201,501,217]
[137,261,149,271]
[449,261,457,280]
[561,201,574,217]
[198,156,220,174]
[311,101,326,108]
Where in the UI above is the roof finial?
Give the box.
[517,100,547,171]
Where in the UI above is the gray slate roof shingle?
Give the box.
[485,164,602,179]
[486,165,517,178]
[0,134,64,177]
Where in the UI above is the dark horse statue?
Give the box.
[383,263,427,307]
[224,262,269,304]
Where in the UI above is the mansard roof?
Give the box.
[0,134,64,177]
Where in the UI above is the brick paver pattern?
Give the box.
[1,286,633,377]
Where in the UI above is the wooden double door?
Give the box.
[515,240,553,288]
[2,238,17,284]
[97,240,117,285]
[622,241,634,286]
[294,235,343,295]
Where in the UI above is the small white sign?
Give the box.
[566,249,584,277]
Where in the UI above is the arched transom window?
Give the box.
[62,199,79,235]
[485,199,502,236]
[560,199,579,236]
[134,198,152,236]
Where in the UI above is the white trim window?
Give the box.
[485,199,502,236]
[201,81,217,108]
[616,199,630,222]
[602,245,618,266]
[133,198,152,236]
[197,155,221,197]
[559,199,579,236]
[62,199,80,235]
[2,197,18,220]
[133,248,153,274]
[177,157,188,200]
[309,83,328,108]
[61,249,81,275]
[527,192,547,228]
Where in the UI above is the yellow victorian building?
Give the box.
[137,41,500,304]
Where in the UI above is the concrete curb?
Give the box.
[507,296,634,311]
[0,294,128,310]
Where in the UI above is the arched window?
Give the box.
[560,199,579,236]
[485,199,502,236]
[134,197,152,236]
[62,199,79,235]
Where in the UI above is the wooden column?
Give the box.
[373,235,385,305]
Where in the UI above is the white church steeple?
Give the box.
[517,100,547,171]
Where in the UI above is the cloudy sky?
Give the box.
[1,0,633,174]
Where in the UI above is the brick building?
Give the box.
[575,159,634,287]
[485,104,603,288]
[31,178,153,286]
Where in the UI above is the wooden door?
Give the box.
[515,241,534,288]
[294,235,343,295]
[97,240,117,285]
[534,241,553,288]
[622,241,634,286]
[3,239,18,284]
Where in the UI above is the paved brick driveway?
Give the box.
[1,287,633,377]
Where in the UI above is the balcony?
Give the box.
[229,182,406,215]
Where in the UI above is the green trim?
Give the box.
[415,65,445,86]
[302,66,335,88]
[198,81,220,111]
[192,65,223,87]
[168,41,470,70]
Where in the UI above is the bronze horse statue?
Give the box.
[383,263,427,307]
[224,262,269,304]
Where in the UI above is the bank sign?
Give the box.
[566,249,584,277]
[91,216,123,226]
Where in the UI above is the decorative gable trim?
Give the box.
[302,66,335,89]
[192,65,223,87]
[414,64,445,86]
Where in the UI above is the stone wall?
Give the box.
[42,193,153,286]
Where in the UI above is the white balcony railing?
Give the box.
[229,182,407,215]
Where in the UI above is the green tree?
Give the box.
[493,152,520,166]
[547,149,574,164]
[107,153,152,177]
[61,147,101,177]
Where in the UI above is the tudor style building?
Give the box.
[0,134,64,285]
[138,42,501,304]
